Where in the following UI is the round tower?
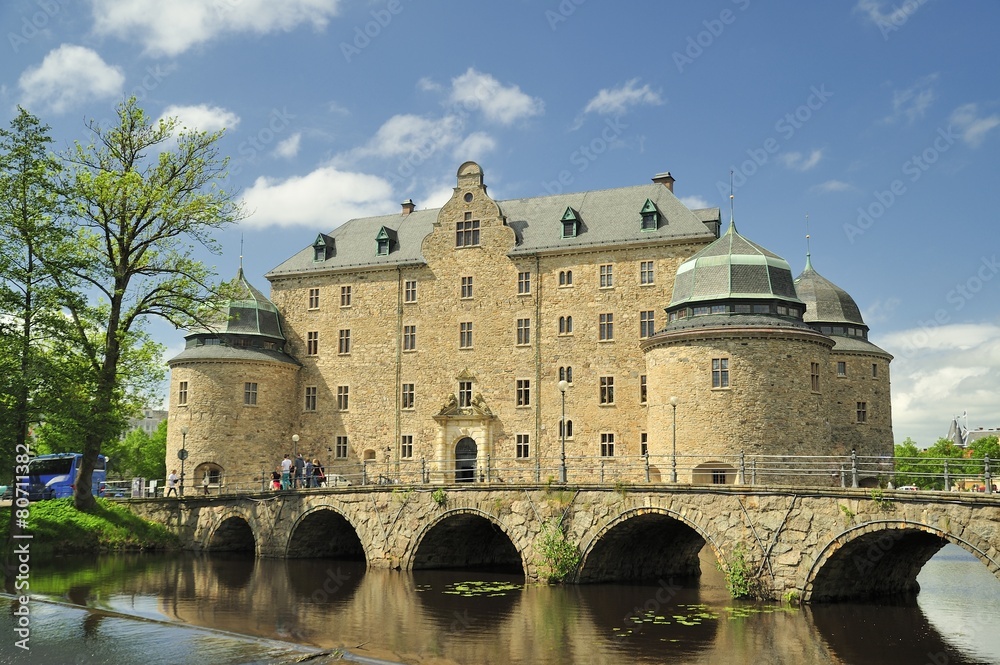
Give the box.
[794,255,893,459]
[167,268,300,494]
[642,222,836,485]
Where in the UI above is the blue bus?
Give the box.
[26,453,108,500]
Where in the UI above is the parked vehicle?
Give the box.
[26,453,108,500]
[327,474,352,487]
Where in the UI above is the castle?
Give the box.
[166,162,893,490]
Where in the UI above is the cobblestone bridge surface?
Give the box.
[124,484,1000,602]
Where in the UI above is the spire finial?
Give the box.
[729,170,736,232]
[804,213,813,270]
[240,234,244,271]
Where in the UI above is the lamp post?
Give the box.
[558,380,568,483]
[292,434,299,488]
[179,426,188,497]
[670,396,679,483]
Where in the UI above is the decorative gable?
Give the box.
[375,226,396,256]
[313,233,334,262]
[561,207,580,238]
[640,199,660,231]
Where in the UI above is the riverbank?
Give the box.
[0,498,179,558]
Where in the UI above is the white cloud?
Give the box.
[241,166,394,229]
[779,149,823,171]
[454,131,496,162]
[949,103,1000,148]
[417,76,442,93]
[679,195,711,210]
[90,0,342,56]
[877,322,1000,446]
[159,104,240,133]
[812,179,854,193]
[448,68,544,125]
[884,74,938,124]
[18,44,124,114]
[274,132,302,159]
[347,113,463,161]
[583,78,663,116]
[421,184,455,209]
[854,0,923,28]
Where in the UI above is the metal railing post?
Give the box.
[985,456,992,495]
[644,452,650,483]
[943,460,950,491]
[840,465,846,488]
[851,450,859,488]
[738,450,746,485]
[421,457,427,484]
[486,454,491,484]
[600,460,605,484]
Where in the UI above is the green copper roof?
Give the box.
[188,268,285,341]
[669,222,802,308]
[794,255,866,327]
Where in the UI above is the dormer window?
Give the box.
[561,207,580,238]
[640,199,659,231]
[313,233,334,262]
[375,226,393,256]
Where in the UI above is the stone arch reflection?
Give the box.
[207,515,256,553]
[412,510,523,574]
[286,507,366,561]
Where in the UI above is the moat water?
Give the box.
[3,544,999,664]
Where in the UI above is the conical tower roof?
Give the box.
[188,267,285,341]
[793,255,865,327]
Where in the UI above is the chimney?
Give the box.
[652,171,675,192]
[401,199,416,215]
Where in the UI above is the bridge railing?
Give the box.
[107,453,995,497]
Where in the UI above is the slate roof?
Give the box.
[188,268,286,341]
[829,335,892,357]
[265,183,720,278]
[168,344,300,366]
[794,256,866,327]
[656,312,820,336]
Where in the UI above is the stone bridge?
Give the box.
[124,484,1000,602]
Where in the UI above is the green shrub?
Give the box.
[431,488,447,506]
[535,517,580,583]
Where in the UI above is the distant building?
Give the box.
[167,162,894,488]
[130,408,168,435]
[947,416,1000,447]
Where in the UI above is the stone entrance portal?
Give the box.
[455,438,477,482]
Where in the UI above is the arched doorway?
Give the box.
[455,437,477,482]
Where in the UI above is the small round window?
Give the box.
[464,192,473,202]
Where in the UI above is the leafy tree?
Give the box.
[105,419,167,481]
[56,97,242,510]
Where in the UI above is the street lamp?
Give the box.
[670,396,679,483]
[558,380,569,483]
[292,433,299,457]
[292,434,300,488]
[179,426,189,497]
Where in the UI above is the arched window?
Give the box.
[559,366,573,383]
[559,419,573,439]
[559,315,573,334]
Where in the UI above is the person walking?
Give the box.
[313,459,325,487]
[202,473,210,495]
[271,467,281,490]
[294,453,305,488]
[280,454,292,490]
[304,457,314,488]
[166,470,179,497]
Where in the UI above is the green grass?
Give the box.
[0,498,179,557]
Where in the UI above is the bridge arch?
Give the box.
[577,507,724,583]
[407,508,524,575]
[199,508,259,554]
[803,520,1000,602]
[286,504,367,561]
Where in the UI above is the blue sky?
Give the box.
[2,0,998,447]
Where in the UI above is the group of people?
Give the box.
[271,453,326,490]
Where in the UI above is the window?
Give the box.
[516,434,530,459]
[338,329,351,355]
[517,271,531,295]
[599,376,615,405]
[337,385,349,410]
[304,386,317,412]
[244,382,258,406]
[559,366,573,383]
[599,264,614,288]
[640,432,648,457]
[404,280,417,303]
[640,199,659,231]
[340,285,352,307]
[403,325,416,351]
[456,214,480,247]
[640,375,647,404]
[516,318,531,345]
[559,315,573,335]
[640,260,654,285]
[857,402,867,424]
[599,313,614,341]
[401,383,414,409]
[640,310,655,338]
[461,276,473,299]
[837,361,847,377]
[560,419,574,439]
[458,381,473,408]
[712,469,727,485]
[178,381,188,406]
[308,288,320,310]
[712,358,729,388]
[811,362,821,392]
[872,363,878,378]
[559,270,573,286]
[307,331,319,356]
[401,435,413,459]
[335,435,349,459]
[460,322,473,348]
[600,432,615,457]
[516,379,530,407]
